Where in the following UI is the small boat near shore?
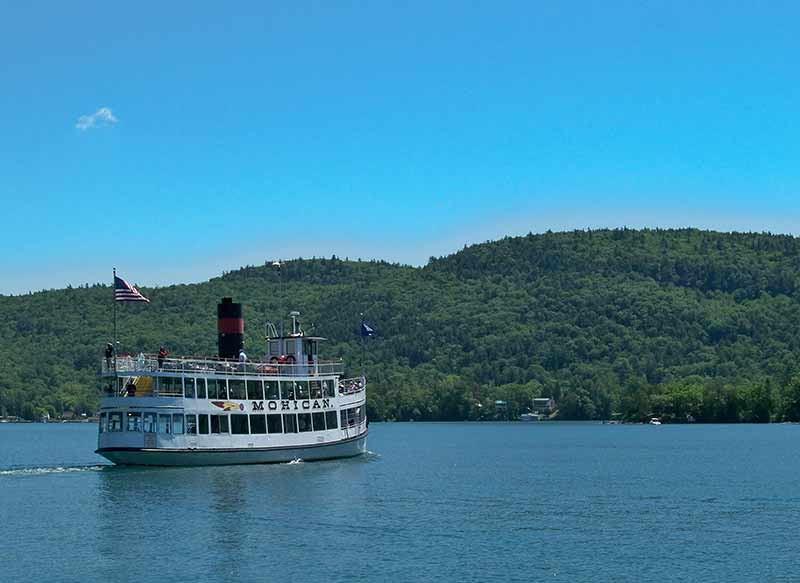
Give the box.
[96,298,367,466]
[519,412,542,422]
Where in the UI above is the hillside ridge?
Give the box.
[3,228,800,423]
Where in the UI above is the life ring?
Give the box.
[269,356,279,364]
[285,354,296,364]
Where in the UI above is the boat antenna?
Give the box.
[272,260,283,336]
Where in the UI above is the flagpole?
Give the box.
[112,267,117,375]
[360,313,365,376]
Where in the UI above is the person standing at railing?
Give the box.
[238,348,247,372]
[104,343,114,369]
[158,346,168,370]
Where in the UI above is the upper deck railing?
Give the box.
[338,377,366,396]
[101,353,344,378]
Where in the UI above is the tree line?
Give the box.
[3,228,800,423]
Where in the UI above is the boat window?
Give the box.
[159,377,182,397]
[108,412,122,432]
[184,377,196,399]
[247,379,264,401]
[195,378,207,399]
[199,414,210,434]
[265,381,279,400]
[249,414,266,434]
[296,381,309,399]
[310,381,323,399]
[207,378,227,400]
[158,414,171,434]
[322,379,336,398]
[267,414,282,434]
[283,414,297,433]
[340,407,364,427]
[143,412,157,433]
[312,412,325,431]
[284,338,296,355]
[297,413,312,432]
[280,381,296,400]
[210,415,229,434]
[340,406,364,427]
[185,414,197,435]
[99,412,107,433]
[325,410,338,429]
[172,414,184,434]
[231,414,249,435]
[127,412,142,432]
[268,340,280,356]
[206,378,217,399]
[229,379,246,400]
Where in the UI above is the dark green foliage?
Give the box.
[3,229,800,422]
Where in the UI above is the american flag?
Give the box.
[114,275,150,302]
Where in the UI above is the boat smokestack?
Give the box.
[217,297,243,359]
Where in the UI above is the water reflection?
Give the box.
[92,456,372,581]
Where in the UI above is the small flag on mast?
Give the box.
[114,275,150,303]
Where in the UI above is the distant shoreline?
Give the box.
[0,419,97,424]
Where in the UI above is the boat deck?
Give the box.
[101,354,344,378]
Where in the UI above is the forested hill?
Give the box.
[4,228,800,423]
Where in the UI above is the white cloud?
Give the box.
[75,107,118,131]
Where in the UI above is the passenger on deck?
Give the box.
[104,343,113,368]
[158,346,168,369]
[238,348,248,372]
[126,380,136,397]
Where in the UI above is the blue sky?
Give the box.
[1,1,798,294]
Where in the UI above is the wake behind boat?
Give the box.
[96,297,367,466]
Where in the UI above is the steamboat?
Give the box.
[96,298,367,465]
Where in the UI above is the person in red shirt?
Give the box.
[158,346,168,370]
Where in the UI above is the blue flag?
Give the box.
[360,322,375,337]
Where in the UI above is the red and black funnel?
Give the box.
[217,297,243,359]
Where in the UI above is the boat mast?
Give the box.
[272,260,283,337]
[112,267,117,376]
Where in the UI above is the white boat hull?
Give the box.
[97,432,367,466]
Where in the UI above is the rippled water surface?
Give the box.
[2,422,800,582]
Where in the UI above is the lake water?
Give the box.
[1,422,799,582]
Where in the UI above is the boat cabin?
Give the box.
[264,311,325,365]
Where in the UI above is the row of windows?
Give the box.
[267,339,318,357]
[129,377,337,400]
[99,411,342,435]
